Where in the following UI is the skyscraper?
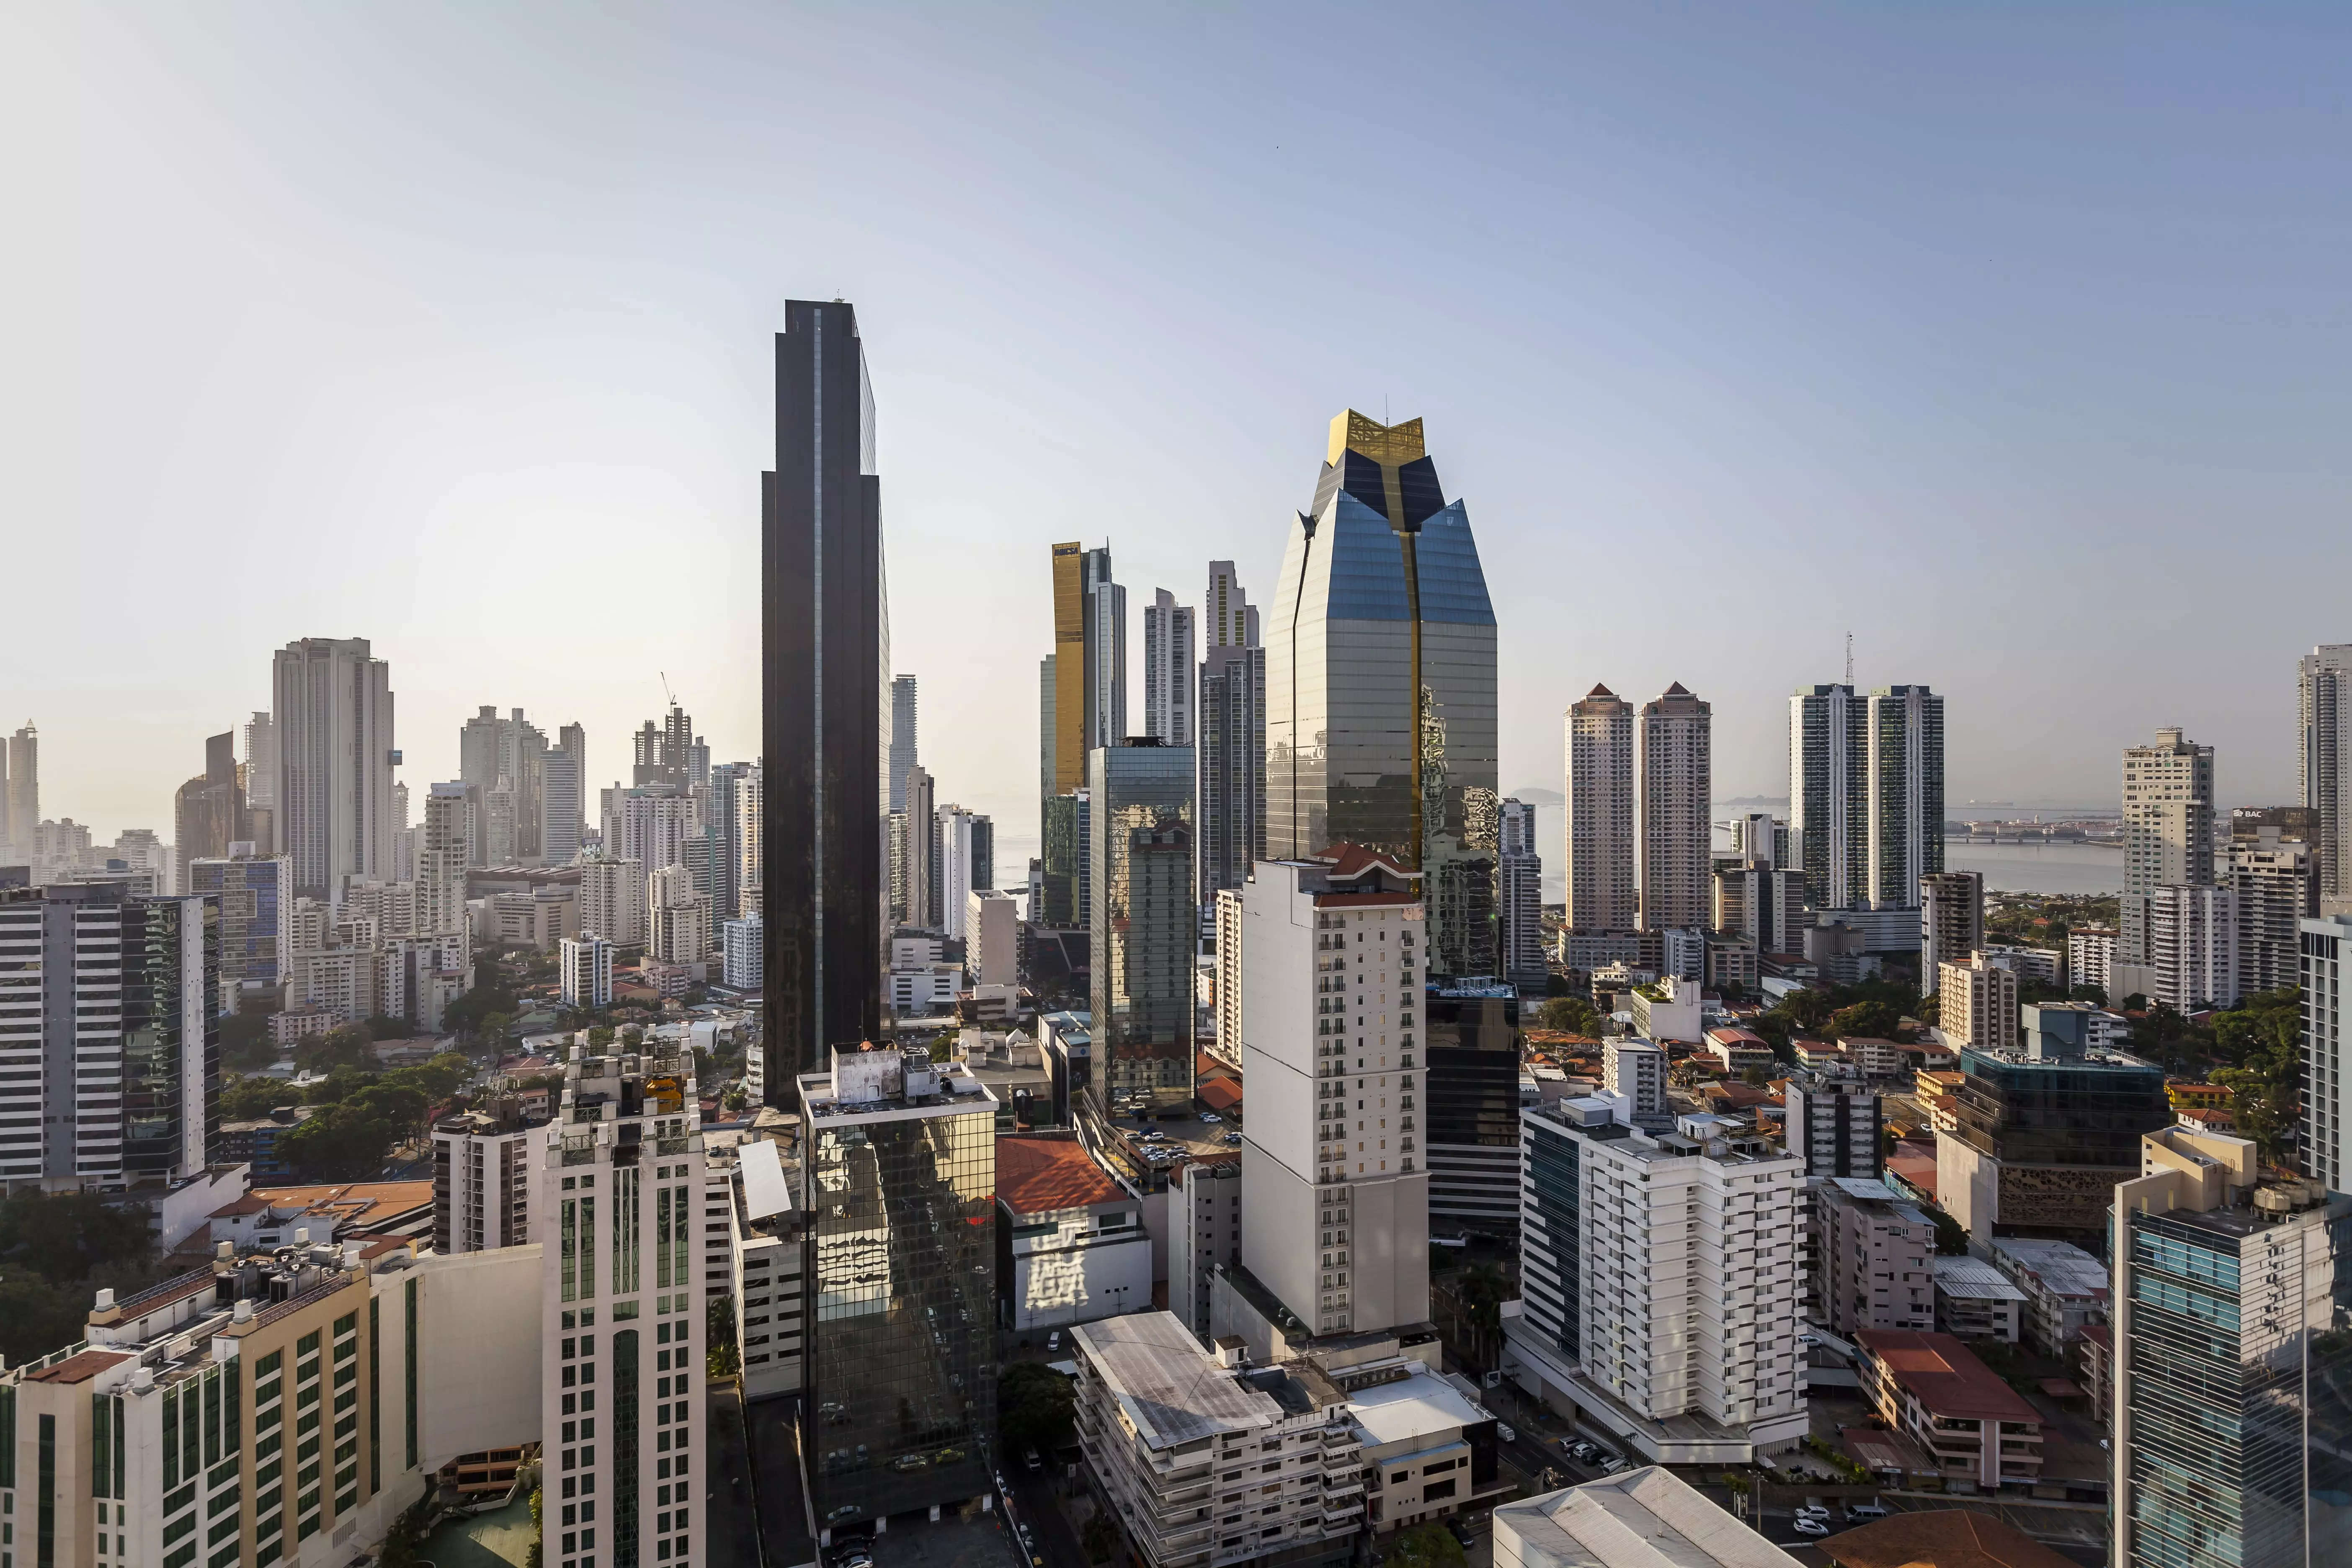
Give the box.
[173,731,247,889]
[3,723,34,850]
[1564,685,1635,932]
[272,638,397,902]
[1789,682,1944,918]
[2300,912,2352,1194]
[243,710,278,854]
[542,727,585,866]
[1268,412,1499,977]
[888,674,918,812]
[1143,588,1194,745]
[763,299,889,1083]
[1636,682,1710,931]
[2297,644,2352,899]
[1049,542,1089,798]
[1089,742,1197,1120]
[1865,685,1945,907]
[1084,549,1127,760]
[188,851,292,992]
[1919,869,1985,978]
[903,765,935,932]
[1198,561,1266,936]
[2120,727,2217,978]
[460,706,549,862]
[1498,798,1545,990]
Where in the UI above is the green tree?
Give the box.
[1001,1361,1078,1456]
[1828,1000,1899,1041]
[279,1099,405,1180]
[1390,1524,1469,1568]
[1081,1511,1122,1564]
[221,1074,294,1122]
[1924,1206,1969,1256]
[1775,988,1833,1032]
[296,1023,374,1075]
[707,1293,741,1380]
[1741,1065,1770,1088]
[1537,997,1600,1035]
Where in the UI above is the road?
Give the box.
[999,1464,1087,1568]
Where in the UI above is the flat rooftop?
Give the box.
[1933,1255,2027,1303]
[1494,1465,1800,1568]
[1347,1369,1486,1448]
[1070,1312,1286,1449]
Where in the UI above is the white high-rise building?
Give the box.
[722,916,763,992]
[1940,954,2019,1052]
[2139,883,2240,1010]
[534,1037,705,1568]
[2298,645,2352,900]
[1507,1098,1807,1463]
[2120,727,2216,972]
[543,735,585,867]
[1602,1037,1666,1119]
[1564,686,1636,931]
[561,934,613,1009]
[1142,587,1195,745]
[273,637,397,901]
[2231,832,2314,995]
[966,889,1020,986]
[732,763,762,918]
[1499,798,1545,990]
[432,1105,535,1253]
[648,864,712,964]
[419,782,472,938]
[1637,683,1710,932]
[937,806,985,939]
[575,856,646,948]
[616,791,694,889]
[1235,846,1428,1339]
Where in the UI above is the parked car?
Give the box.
[1495,1423,1516,1444]
[1200,1112,1222,1123]
[1047,1330,1062,1351]
[890,1452,931,1472]
[1566,1441,1599,1462]
[1792,1516,1830,1537]
[1846,1501,1890,1521]
[1026,1447,1044,1472]
[1795,1504,1831,1520]
[1598,1455,1630,1475]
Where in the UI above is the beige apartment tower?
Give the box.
[1564,685,1636,931]
[1636,683,1711,931]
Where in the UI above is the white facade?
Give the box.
[616,791,694,892]
[1142,586,1195,745]
[1498,799,1545,987]
[433,1111,535,1253]
[2231,834,2311,994]
[1510,1098,1805,1463]
[1168,1157,1241,1338]
[1212,887,1245,1068]
[1939,954,2019,1052]
[966,890,1020,986]
[1236,851,1429,1339]
[2069,926,2117,994]
[722,916,763,991]
[725,1138,806,1400]
[273,637,397,901]
[2306,914,2352,1194]
[937,807,985,940]
[576,854,647,948]
[2121,727,2216,966]
[562,936,614,1008]
[534,1038,706,1568]
[1001,1163,1153,1331]
[1564,686,1636,931]
[1627,975,1702,1044]
[1602,1038,1666,1119]
[2138,883,2241,1009]
[1636,684,1711,932]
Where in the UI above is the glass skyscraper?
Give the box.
[1267,412,1499,977]
[1089,742,1197,1119]
[1424,978,1522,1237]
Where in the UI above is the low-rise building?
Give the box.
[1978,945,2062,988]
[197,1181,436,1253]
[1914,1070,1964,1135]
[723,1136,807,1400]
[1354,1369,1503,1532]
[1703,1027,1776,1074]
[1493,1465,1801,1568]
[1931,1255,2025,1344]
[1853,1329,2043,1493]
[997,1134,1154,1331]
[1988,1238,2109,1357]
[1071,1313,1365,1568]
[1839,1037,1905,1078]
[1627,976,1703,1044]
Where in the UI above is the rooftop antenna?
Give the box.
[1844,633,1854,686]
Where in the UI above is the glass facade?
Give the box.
[805,1099,997,1526]
[188,856,285,988]
[1268,414,1498,977]
[121,894,220,1178]
[1520,1118,1586,1360]
[2122,1203,2352,1568]
[1425,983,1522,1235]
[1089,745,1197,1118]
[1039,792,1083,929]
[1950,1048,2173,1168]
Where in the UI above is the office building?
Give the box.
[763,300,888,1083]
[1267,412,1499,978]
[431,1100,539,1253]
[966,890,1020,987]
[2298,644,2352,898]
[1493,1467,1803,1568]
[1198,561,1267,931]
[1637,683,1710,932]
[1813,1176,1937,1336]
[1425,977,1522,1238]
[1564,685,1636,932]
[1939,954,2019,1053]
[2230,832,2313,995]
[722,916,763,992]
[188,851,294,991]
[1166,1155,1241,1338]
[996,1134,1153,1331]
[1789,684,1945,921]
[1142,587,1194,744]
[1047,543,1091,798]
[1938,1038,2171,1239]
[889,674,919,812]
[1498,799,1545,990]
[1234,846,1429,1338]
[2112,1125,2352,1568]
[1604,1037,1667,1119]
[2120,727,2217,973]
[173,730,248,888]
[4,722,36,850]
[0,881,220,1188]
[2303,913,2352,1193]
[1852,1330,2043,1492]
[1089,743,1198,1120]
[561,936,613,1009]
[1508,1099,1806,1463]
[797,1045,997,1536]
[903,765,935,931]
[1069,1313,1365,1568]
[1919,870,1984,979]
[1784,1072,1883,1179]
[535,1035,707,1568]
[272,638,397,901]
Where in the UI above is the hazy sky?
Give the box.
[10,5,2351,860]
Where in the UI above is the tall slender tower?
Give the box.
[1198,562,1266,928]
[1637,682,1711,931]
[1865,685,1944,908]
[5,724,39,851]
[1049,543,1088,797]
[2298,645,2352,898]
[272,639,396,902]
[1083,548,1125,753]
[1268,412,1498,977]
[1142,588,1194,744]
[889,674,919,812]
[1498,798,1545,988]
[1564,685,1635,931]
[1790,683,1866,913]
[763,299,888,1084]
[2120,727,2216,969]
[173,731,247,890]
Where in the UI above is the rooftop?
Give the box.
[1989,1238,2108,1299]
[1932,1255,2028,1303]
[24,1348,134,1385]
[1346,1368,1487,1448]
[1855,1331,2041,1424]
[1070,1311,1292,1449]
[214,1181,435,1230]
[997,1136,1129,1215]
[1817,1509,2079,1568]
[1494,1466,1801,1568]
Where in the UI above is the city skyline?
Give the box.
[16,7,2352,850]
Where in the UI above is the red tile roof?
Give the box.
[1198,1078,1242,1112]
[996,1137,1127,1216]
[222,1181,436,1230]
[1819,1509,2079,1568]
[1857,1330,2041,1424]
[26,1348,134,1385]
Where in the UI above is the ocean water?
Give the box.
[1947,841,2121,897]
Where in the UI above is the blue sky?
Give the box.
[9,4,2349,858]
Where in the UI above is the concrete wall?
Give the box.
[1013,1231,1154,1331]
[415,1246,543,1474]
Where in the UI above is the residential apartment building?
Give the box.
[1712,862,1806,958]
[574,856,646,949]
[272,637,397,901]
[1167,1157,1241,1339]
[1789,683,1945,921]
[1783,1073,1883,1179]
[1563,686,1636,932]
[560,936,613,1009]
[1931,1255,2026,1344]
[2229,832,2313,995]
[534,1036,708,1568]
[1852,1330,2043,1493]
[1986,1238,2108,1359]
[1498,799,1545,992]
[1142,588,1195,745]
[1635,684,1710,932]
[721,916,762,993]
[2068,927,2117,995]
[2297,644,2352,898]
[2305,912,2352,1194]
[1919,870,1985,983]
[1507,1099,1805,1464]
[431,1104,539,1253]
[2139,883,2241,1010]
[966,890,1020,987]
[1602,1038,1666,1120]
[2120,727,2215,975]
[1939,954,2019,1053]
[1812,1176,1936,1336]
